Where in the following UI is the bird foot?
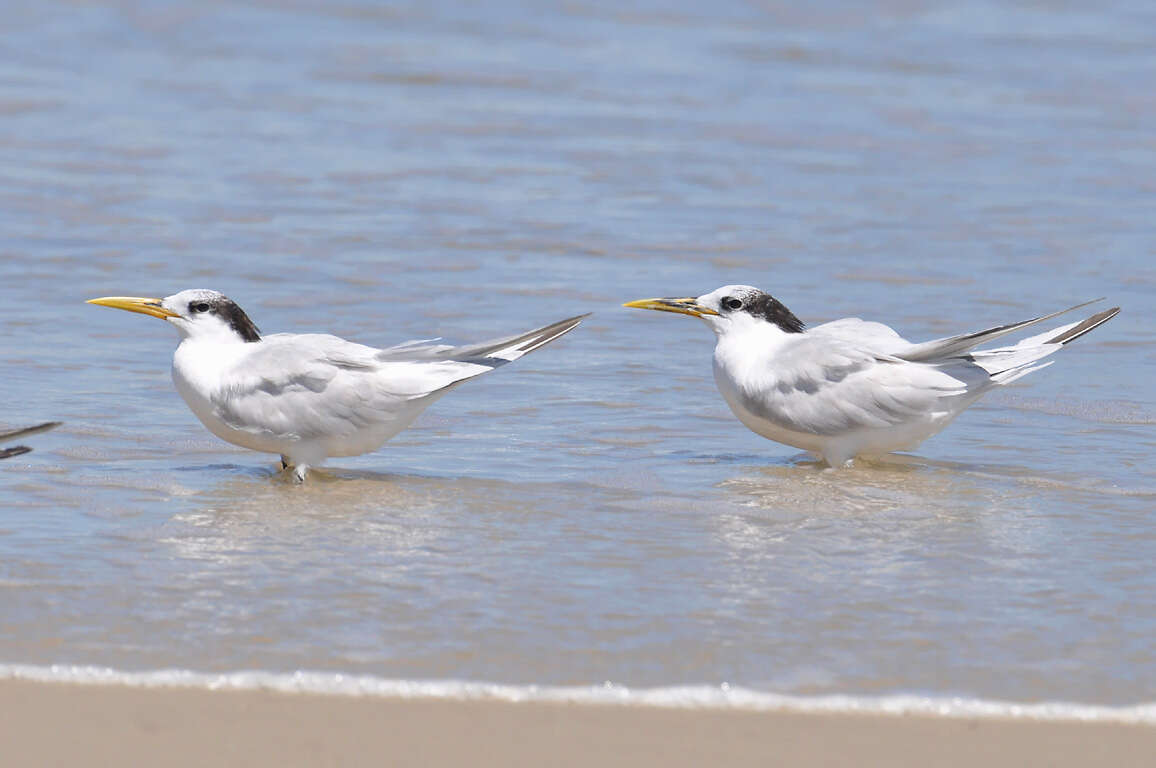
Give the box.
[277,456,309,483]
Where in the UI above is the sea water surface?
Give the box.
[1,0,1155,716]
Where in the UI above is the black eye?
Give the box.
[190,302,211,314]
[722,297,743,311]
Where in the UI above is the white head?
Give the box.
[87,289,262,344]
[624,284,805,337]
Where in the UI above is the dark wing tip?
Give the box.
[1051,306,1120,345]
[0,421,62,443]
[513,313,589,354]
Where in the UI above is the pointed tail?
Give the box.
[969,306,1119,383]
[899,299,1106,363]
[448,314,591,364]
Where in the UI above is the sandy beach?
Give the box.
[2,679,1153,767]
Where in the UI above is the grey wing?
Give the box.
[897,299,1105,362]
[808,318,907,353]
[208,315,587,440]
[376,314,589,366]
[210,336,413,440]
[751,337,974,436]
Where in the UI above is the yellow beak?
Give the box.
[86,296,180,320]
[622,297,719,318]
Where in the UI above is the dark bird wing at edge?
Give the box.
[0,421,61,460]
[0,421,61,444]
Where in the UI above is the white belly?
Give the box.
[711,359,967,465]
[171,358,441,466]
[712,365,825,452]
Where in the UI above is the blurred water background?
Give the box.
[1,0,1155,707]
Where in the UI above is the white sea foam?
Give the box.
[2,664,1154,724]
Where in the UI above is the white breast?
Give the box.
[171,339,288,455]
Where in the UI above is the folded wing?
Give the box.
[897,299,1110,362]
[209,315,588,440]
[742,336,973,437]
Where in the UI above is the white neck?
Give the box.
[169,315,253,345]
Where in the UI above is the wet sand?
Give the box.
[2,680,1153,767]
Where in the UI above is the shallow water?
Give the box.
[2,0,1155,708]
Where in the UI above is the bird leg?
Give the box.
[277,456,309,483]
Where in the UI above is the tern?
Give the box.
[625,286,1119,466]
[88,290,587,480]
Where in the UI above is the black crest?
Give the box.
[747,293,805,333]
[217,299,261,342]
[192,295,261,342]
[723,289,804,333]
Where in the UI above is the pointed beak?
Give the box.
[86,296,180,320]
[622,297,719,318]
